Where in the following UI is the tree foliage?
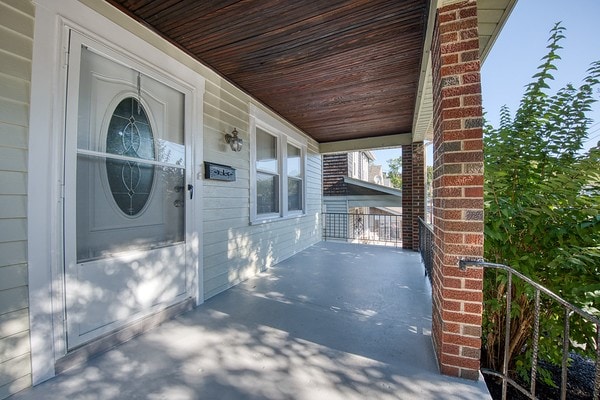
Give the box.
[386,156,402,188]
[483,23,600,384]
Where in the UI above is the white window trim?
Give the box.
[249,104,307,224]
[28,0,205,385]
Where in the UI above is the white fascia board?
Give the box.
[343,176,402,196]
[319,133,412,154]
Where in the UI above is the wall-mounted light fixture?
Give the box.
[225,128,243,152]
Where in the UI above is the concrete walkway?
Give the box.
[13,242,491,399]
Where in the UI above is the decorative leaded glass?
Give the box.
[106,97,155,216]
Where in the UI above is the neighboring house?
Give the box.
[322,151,402,245]
[322,151,402,213]
[0,0,514,397]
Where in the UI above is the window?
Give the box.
[287,143,302,211]
[250,105,307,223]
[256,128,279,214]
[106,97,155,216]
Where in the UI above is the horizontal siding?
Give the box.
[0,1,33,398]
[202,76,322,299]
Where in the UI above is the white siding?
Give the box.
[0,0,34,398]
[202,85,322,299]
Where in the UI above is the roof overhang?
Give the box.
[104,0,516,151]
[343,176,402,197]
[412,0,517,143]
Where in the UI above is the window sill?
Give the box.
[250,211,306,226]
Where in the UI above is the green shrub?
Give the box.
[483,23,600,385]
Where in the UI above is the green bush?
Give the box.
[483,23,600,385]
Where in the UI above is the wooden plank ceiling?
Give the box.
[106,0,429,144]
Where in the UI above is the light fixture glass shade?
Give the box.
[225,128,243,152]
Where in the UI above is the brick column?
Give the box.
[430,0,484,380]
[402,143,425,250]
[402,145,413,249]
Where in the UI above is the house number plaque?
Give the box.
[204,162,236,181]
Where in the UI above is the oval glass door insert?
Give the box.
[105,97,155,216]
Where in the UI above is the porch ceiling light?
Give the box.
[225,128,243,152]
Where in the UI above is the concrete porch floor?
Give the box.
[14,242,491,399]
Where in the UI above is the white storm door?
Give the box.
[64,31,192,349]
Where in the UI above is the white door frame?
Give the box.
[28,0,205,385]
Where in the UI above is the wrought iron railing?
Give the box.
[322,212,401,247]
[417,225,599,399]
[459,259,600,400]
[418,217,433,283]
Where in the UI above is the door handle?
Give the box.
[187,184,194,200]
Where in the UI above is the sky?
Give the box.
[373,0,600,172]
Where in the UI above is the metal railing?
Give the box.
[459,259,600,400]
[322,212,402,247]
[418,217,433,283]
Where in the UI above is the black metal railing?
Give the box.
[322,212,402,247]
[418,217,433,283]
[459,259,600,400]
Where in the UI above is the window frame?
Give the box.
[249,104,307,224]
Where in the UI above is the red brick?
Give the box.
[443,128,482,141]
[442,106,482,119]
[461,346,481,359]
[442,332,481,348]
[442,343,461,356]
[440,354,480,370]
[445,243,483,257]
[441,38,479,55]
[440,31,459,44]
[463,139,483,151]
[440,220,483,233]
[441,83,481,98]
[441,265,483,279]
[442,97,461,109]
[437,187,462,197]
[444,233,464,244]
[441,209,463,220]
[460,368,481,380]
[439,11,457,24]
[442,53,459,65]
[463,324,482,337]
[439,199,483,209]
[460,27,479,40]
[440,174,483,187]
[441,61,480,76]
[439,1,467,13]
[462,94,482,106]
[443,277,462,289]
[464,187,483,197]
[442,289,483,303]
[461,72,481,84]
[444,151,483,163]
[464,302,483,314]
[440,364,460,377]
[442,119,462,131]
[464,278,483,290]
[442,299,463,312]
[461,50,480,62]
[464,233,483,245]
[440,19,478,36]
[459,7,478,19]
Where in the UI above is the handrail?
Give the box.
[459,259,600,400]
[322,212,402,247]
[418,217,433,283]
